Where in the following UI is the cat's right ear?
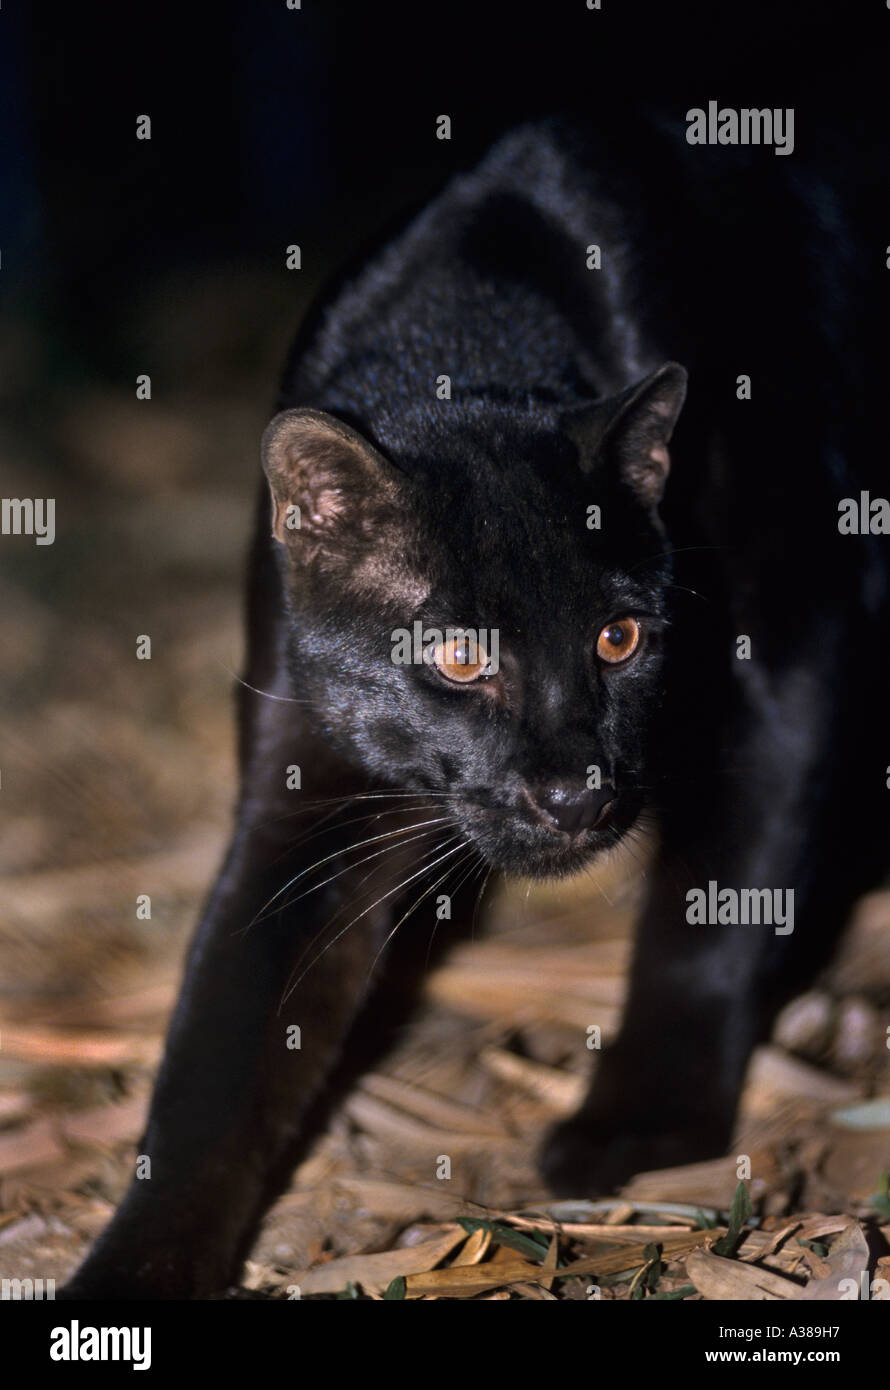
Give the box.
[565,363,688,507]
[261,408,400,551]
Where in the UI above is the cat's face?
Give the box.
[263,364,686,878]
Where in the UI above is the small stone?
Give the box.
[772,992,834,1057]
[832,997,879,1071]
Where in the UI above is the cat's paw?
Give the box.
[539,1116,724,1198]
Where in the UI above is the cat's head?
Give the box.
[262,363,687,878]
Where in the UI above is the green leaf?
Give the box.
[694,1208,719,1230]
[457,1217,550,1261]
[797,1238,829,1258]
[869,1191,890,1220]
[383,1276,406,1300]
[649,1283,698,1301]
[336,1282,359,1300]
[643,1243,663,1291]
[868,1172,890,1219]
[712,1181,752,1256]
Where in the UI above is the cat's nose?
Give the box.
[531,783,615,835]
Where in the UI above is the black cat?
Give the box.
[65,116,889,1297]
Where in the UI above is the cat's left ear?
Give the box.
[261,407,402,549]
[565,362,688,507]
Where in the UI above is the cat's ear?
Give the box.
[565,362,688,506]
[261,408,401,551]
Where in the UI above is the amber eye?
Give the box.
[432,634,491,683]
[596,617,642,666]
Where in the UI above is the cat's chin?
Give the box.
[496,835,615,881]
[456,796,642,881]
[518,848,605,881]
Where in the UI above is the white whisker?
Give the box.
[267,821,452,921]
[280,836,467,1005]
[367,843,474,979]
[245,816,454,930]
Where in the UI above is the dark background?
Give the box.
[4,0,887,383]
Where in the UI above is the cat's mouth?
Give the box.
[455,791,643,880]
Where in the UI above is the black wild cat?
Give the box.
[66,118,889,1297]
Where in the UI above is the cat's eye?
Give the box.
[596,617,642,666]
[431,634,492,683]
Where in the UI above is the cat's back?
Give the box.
[281,114,887,560]
[283,118,671,424]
